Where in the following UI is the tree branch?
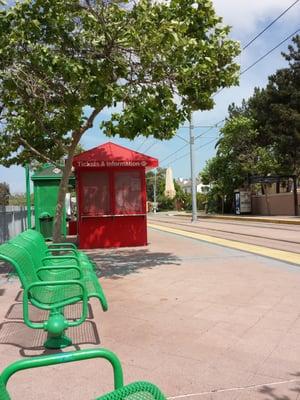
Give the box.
[78,107,102,136]
[19,137,61,167]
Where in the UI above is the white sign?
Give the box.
[240,191,251,213]
[75,160,147,168]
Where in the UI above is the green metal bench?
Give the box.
[8,232,108,311]
[0,348,166,400]
[10,233,93,280]
[0,241,107,349]
[21,229,96,270]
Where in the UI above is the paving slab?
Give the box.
[1,228,300,399]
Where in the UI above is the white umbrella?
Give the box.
[164,167,176,199]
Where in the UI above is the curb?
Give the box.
[174,213,300,225]
[149,223,300,266]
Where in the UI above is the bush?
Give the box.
[157,195,175,211]
[197,193,207,210]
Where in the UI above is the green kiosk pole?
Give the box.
[25,164,32,229]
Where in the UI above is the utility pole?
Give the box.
[189,114,197,222]
[153,169,157,213]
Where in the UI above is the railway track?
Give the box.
[148,215,300,254]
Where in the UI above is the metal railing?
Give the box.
[0,206,34,244]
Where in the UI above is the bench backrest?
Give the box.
[10,233,44,271]
[21,229,49,253]
[0,242,38,286]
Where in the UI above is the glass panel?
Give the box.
[115,171,143,214]
[81,171,110,215]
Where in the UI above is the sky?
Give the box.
[1,0,300,193]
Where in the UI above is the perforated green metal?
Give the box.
[0,348,124,399]
[97,382,166,400]
[0,238,107,348]
[0,376,10,400]
[0,348,166,400]
[5,234,107,311]
[22,229,97,271]
[23,229,89,261]
[11,234,83,279]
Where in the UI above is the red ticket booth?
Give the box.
[73,142,158,249]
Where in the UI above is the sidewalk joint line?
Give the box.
[167,378,300,399]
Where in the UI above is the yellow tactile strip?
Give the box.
[148,223,300,266]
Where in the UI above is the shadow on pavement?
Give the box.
[87,249,181,279]
[0,320,100,355]
[0,261,13,278]
[258,379,300,400]
[5,302,94,321]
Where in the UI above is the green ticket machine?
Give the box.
[32,164,75,240]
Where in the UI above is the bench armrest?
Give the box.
[46,248,78,256]
[42,255,80,266]
[48,242,77,250]
[1,348,123,391]
[37,265,82,279]
[23,280,88,329]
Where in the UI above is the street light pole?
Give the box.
[189,114,197,222]
[153,169,157,213]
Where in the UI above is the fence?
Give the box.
[0,206,35,244]
[251,192,300,216]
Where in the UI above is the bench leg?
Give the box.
[43,310,72,349]
[44,333,72,349]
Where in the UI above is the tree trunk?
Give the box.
[52,131,81,242]
[52,108,101,243]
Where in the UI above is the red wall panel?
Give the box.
[78,216,147,249]
[76,167,147,249]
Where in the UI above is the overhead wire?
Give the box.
[194,119,225,140]
[160,142,189,163]
[141,1,300,166]
[163,25,300,164]
[162,137,219,167]
[242,0,300,50]
[135,137,148,152]
[143,139,158,153]
[213,0,300,98]
[240,28,300,75]
[161,118,225,164]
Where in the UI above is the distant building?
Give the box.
[176,178,210,194]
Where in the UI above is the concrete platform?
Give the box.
[1,228,300,399]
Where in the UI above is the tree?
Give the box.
[9,192,34,206]
[0,182,10,205]
[201,116,281,213]
[146,168,166,202]
[0,0,240,240]
[248,35,300,175]
[201,35,300,213]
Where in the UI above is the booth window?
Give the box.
[81,171,110,215]
[114,171,143,214]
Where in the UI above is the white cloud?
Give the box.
[213,0,299,37]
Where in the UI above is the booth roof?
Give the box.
[32,164,75,181]
[73,142,158,169]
